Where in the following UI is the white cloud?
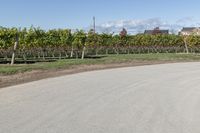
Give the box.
[176,17,194,24]
[87,18,200,34]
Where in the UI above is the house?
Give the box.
[144,27,169,35]
[179,27,200,35]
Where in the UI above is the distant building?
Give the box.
[179,27,200,35]
[144,27,169,35]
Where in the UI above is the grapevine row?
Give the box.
[1,27,200,61]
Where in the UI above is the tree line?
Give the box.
[0,27,200,61]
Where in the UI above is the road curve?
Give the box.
[1,62,200,133]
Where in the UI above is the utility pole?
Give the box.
[93,16,96,34]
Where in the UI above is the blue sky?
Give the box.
[0,0,200,33]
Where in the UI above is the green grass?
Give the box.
[1,53,200,75]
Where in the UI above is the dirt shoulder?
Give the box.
[0,60,193,89]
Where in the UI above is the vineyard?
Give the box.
[1,27,200,64]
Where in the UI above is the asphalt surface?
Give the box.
[1,62,200,133]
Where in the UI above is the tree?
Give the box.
[180,30,200,54]
[119,28,128,53]
[120,28,127,37]
[112,35,121,54]
[72,30,86,59]
[86,29,100,55]
[100,33,113,54]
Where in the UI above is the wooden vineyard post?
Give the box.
[11,34,19,65]
[183,36,189,54]
[81,46,86,59]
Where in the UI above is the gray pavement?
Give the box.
[1,62,200,133]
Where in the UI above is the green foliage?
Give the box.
[72,30,86,49]
[86,29,99,47]
[1,26,200,60]
[0,27,18,49]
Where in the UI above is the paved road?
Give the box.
[1,62,200,133]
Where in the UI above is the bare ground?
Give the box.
[0,60,188,88]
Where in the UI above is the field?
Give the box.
[1,27,200,63]
[1,27,200,87]
[1,53,200,88]
[1,53,200,75]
